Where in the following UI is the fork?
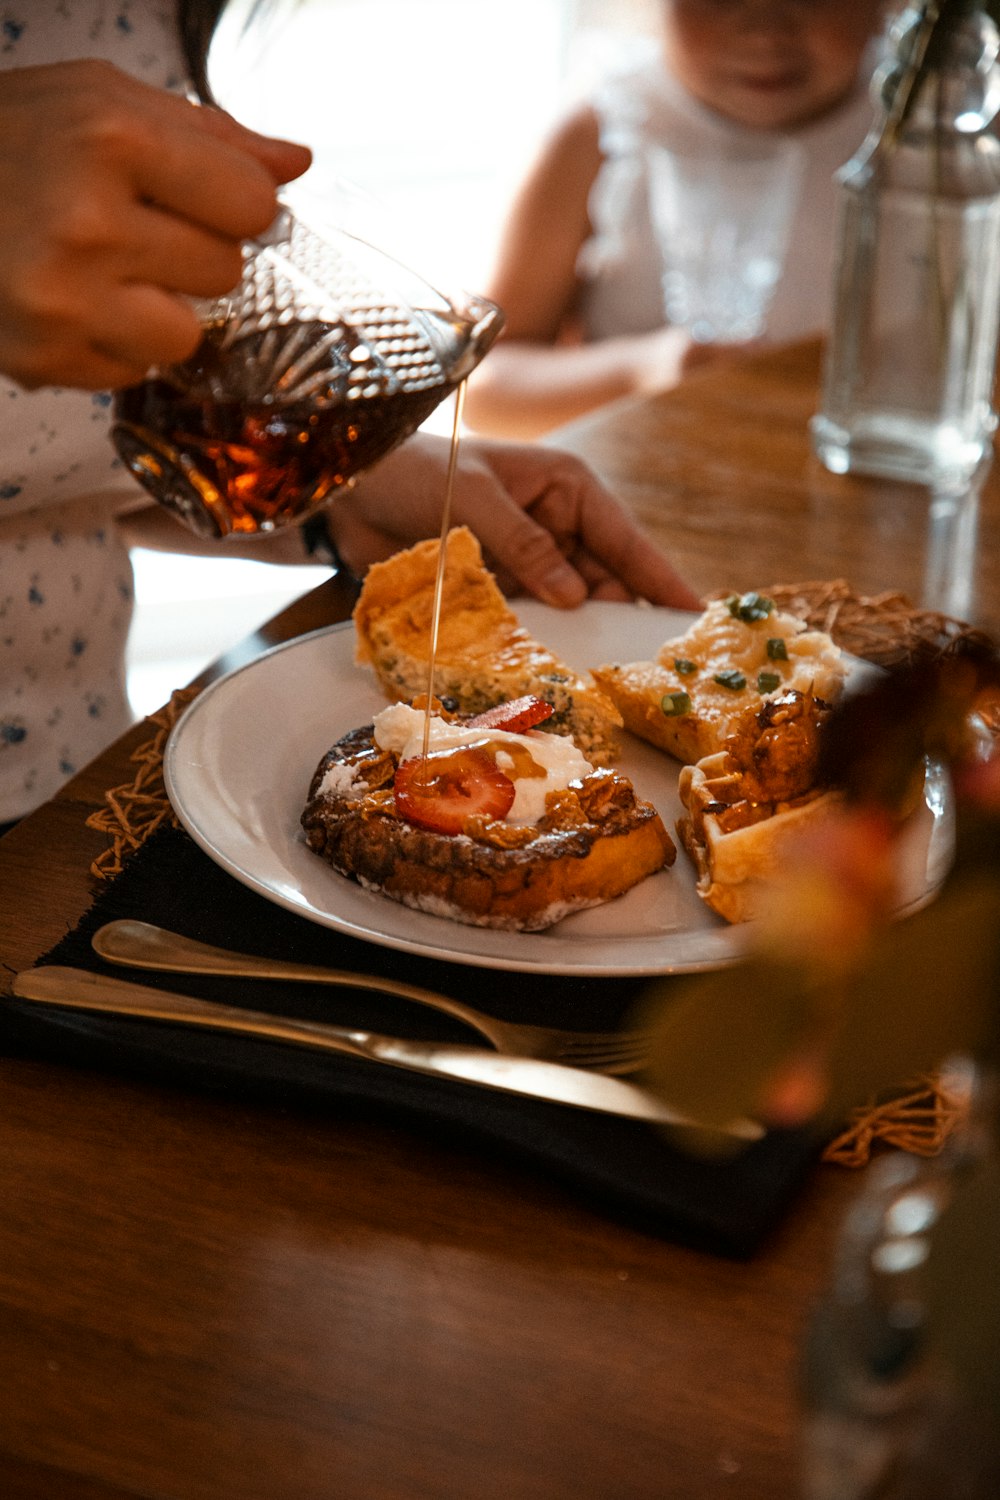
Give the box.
[91,920,653,1076]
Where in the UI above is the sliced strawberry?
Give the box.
[394,747,515,835]
[465,695,554,734]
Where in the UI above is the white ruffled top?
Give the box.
[575,39,878,345]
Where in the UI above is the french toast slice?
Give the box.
[352,527,623,763]
[301,720,675,931]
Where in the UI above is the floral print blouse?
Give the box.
[0,2,187,821]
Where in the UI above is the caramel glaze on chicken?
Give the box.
[702,690,832,833]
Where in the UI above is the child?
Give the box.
[464,0,887,440]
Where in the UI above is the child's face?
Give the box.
[661,0,883,131]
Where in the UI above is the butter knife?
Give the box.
[12,965,762,1141]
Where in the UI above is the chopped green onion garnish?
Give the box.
[713,670,747,692]
[766,637,788,661]
[661,691,692,716]
[673,658,697,675]
[757,670,781,693]
[726,592,774,623]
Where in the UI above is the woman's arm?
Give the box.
[120,427,700,611]
[462,102,702,439]
[461,101,743,435]
[464,328,705,441]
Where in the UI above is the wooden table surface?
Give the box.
[553,339,1000,636]
[1,342,994,1500]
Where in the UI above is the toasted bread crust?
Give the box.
[302,724,675,931]
[590,661,718,764]
[352,527,623,763]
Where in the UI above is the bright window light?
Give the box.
[128,0,657,717]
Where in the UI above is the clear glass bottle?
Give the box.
[812,4,1000,490]
[800,1060,1000,1499]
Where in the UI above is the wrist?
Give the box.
[300,510,354,577]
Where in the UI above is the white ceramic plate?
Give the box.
[164,600,953,976]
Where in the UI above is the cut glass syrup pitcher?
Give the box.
[111,201,504,538]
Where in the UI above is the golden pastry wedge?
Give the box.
[676,749,843,924]
[353,526,623,763]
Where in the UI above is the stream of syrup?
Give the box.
[419,379,467,764]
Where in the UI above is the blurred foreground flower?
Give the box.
[636,636,1000,1141]
[635,634,1000,1461]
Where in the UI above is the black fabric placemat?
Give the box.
[2,823,822,1257]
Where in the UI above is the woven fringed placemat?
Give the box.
[821,1073,972,1168]
[85,686,200,881]
[81,582,995,1169]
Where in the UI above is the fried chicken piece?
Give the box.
[724,690,831,805]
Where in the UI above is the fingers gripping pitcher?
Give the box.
[112,203,503,538]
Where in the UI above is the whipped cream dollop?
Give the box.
[372,703,593,825]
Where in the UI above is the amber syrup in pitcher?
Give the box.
[113,321,457,540]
